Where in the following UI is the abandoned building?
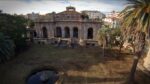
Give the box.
[32,6,102,46]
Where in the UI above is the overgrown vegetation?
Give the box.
[0,12,28,63]
[98,25,121,48]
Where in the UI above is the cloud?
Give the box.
[0,0,127,14]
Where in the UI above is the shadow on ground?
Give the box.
[0,44,148,84]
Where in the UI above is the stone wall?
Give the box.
[34,21,101,46]
[34,21,100,40]
[144,41,150,71]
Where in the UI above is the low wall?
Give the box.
[33,38,99,47]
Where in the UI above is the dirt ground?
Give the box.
[0,44,149,84]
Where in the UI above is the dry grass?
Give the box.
[0,44,149,84]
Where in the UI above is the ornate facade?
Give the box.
[33,6,101,46]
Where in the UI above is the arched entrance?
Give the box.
[87,28,93,39]
[55,27,62,37]
[73,27,78,38]
[42,27,48,38]
[64,27,70,38]
[33,31,37,37]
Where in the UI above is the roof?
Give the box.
[56,11,81,15]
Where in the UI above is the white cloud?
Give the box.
[0,0,125,14]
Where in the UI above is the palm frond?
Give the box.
[121,0,150,37]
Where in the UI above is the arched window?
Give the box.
[33,31,37,37]
[42,27,48,38]
[87,28,93,39]
[73,27,78,38]
[55,27,62,37]
[64,27,70,38]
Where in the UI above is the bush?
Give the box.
[0,33,15,63]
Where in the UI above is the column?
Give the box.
[70,28,73,38]
[62,27,65,38]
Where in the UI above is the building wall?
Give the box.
[103,11,121,28]
[34,21,101,41]
[82,11,105,19]
[25,12,40,21]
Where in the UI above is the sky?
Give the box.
[0,0,128,15]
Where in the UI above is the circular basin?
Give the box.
[27,70,59,84]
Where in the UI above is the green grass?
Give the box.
[0,44,149,84]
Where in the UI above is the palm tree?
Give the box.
[120,0,150,83]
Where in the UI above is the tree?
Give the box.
[98,25,121,57]
[98,26,108,56]
[98,26,121,48]
[110,28,121,46]
[0,13,28,52]
[26,19,35,28]
[120,0,150,83]
[0,33,15,63]
[98,26,109,47]
[0,10,2,13]
[81,13,89,20]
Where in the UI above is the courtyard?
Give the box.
[0,44,149,84]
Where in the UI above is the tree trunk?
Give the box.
[119,40,124,54]
[127,32,145,84]
[102,41,106,57]
[128,55,140,84]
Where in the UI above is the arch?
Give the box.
[73,27,78,38]
[64,27,70,38]
[42,27,48,38]
[55,27,62,37]
[87,28,93,39]
[33,31,37,37]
